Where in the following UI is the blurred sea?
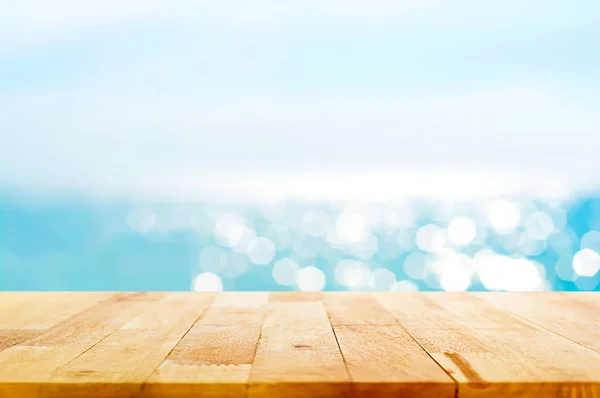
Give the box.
[1,190,599,292]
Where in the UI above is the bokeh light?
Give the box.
[475,250,543,291]
[247,237,276,265]
[580,231,600,252]
[272,258,300,286]
[221,252,248,278]
[403,252,429,280]
[434,251,474,292]
[335,259,372,290]
[193,272,223,292]
[292,235,323,259]
[390,280,419,292]
[335,204,370,244]
[555,256,577,282]
[4,190,600,292]
[572,249,600,277]
[296,266,326,292]
[302,209,331,237]
[415,224,446,253]
[370,268,397,291]
[487,199,521,234]
[524,212,554,241]
[116,196,595,292]
[548,229,577,255]
[447,216,477,246]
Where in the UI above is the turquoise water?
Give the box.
[1,190,599,292]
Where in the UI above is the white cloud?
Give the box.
[0,0,173,52]
[2,0,599,52]
[0,0,433,31]
[0,0,430,51]
[1,1,599,200]
[0,84,598,200]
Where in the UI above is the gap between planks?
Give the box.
[324,292,457,398]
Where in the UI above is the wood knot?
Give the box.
[293,344,312,349]
[70,370,99,377]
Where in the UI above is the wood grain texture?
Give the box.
[325,292,398,326]
[475,292,600,353]
[46,293,214,398]
[269,292,323,302]
[0,330,40,352]
[0,293,113,330]
[26,292,165,347]
[0,292,158,393]
[144,292,264,398]
[0,293,114,356]
[333,326,455,397]
[377,293,600,398]
[0,292,598,398]
[249,301,350,397]
[0,293,204,398]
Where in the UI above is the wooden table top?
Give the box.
[0,292,599,397]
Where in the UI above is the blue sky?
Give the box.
[1,0,600,200]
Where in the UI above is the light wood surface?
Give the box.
[0,292,598,397]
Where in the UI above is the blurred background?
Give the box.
[1,0,599,292]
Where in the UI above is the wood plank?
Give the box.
[416,327,600,397]
[2,293,114,330]
[0,293,57,316]
[572,292,600,306]
[0,293,69,329]
[0,346,98,398]
[0,330,40,352]
[26,292,165,347]
[0,293,116,354]
[167,326,261,366]
[143,362,251,398]
[377,293,600,398]
[375,292,530,329]
[325,292,398,326]
[197,307,264,328]
[475,292,600,353]
[334,325,455,397]
[0,292,599,398]
[211,292,268,308]
[248,301,350,398]
[40,293,214,398]
[0,293,168,398]
[190,291,267,328]
[144,293,264,398]
[269,292,323,302]
[119,292,212,329]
